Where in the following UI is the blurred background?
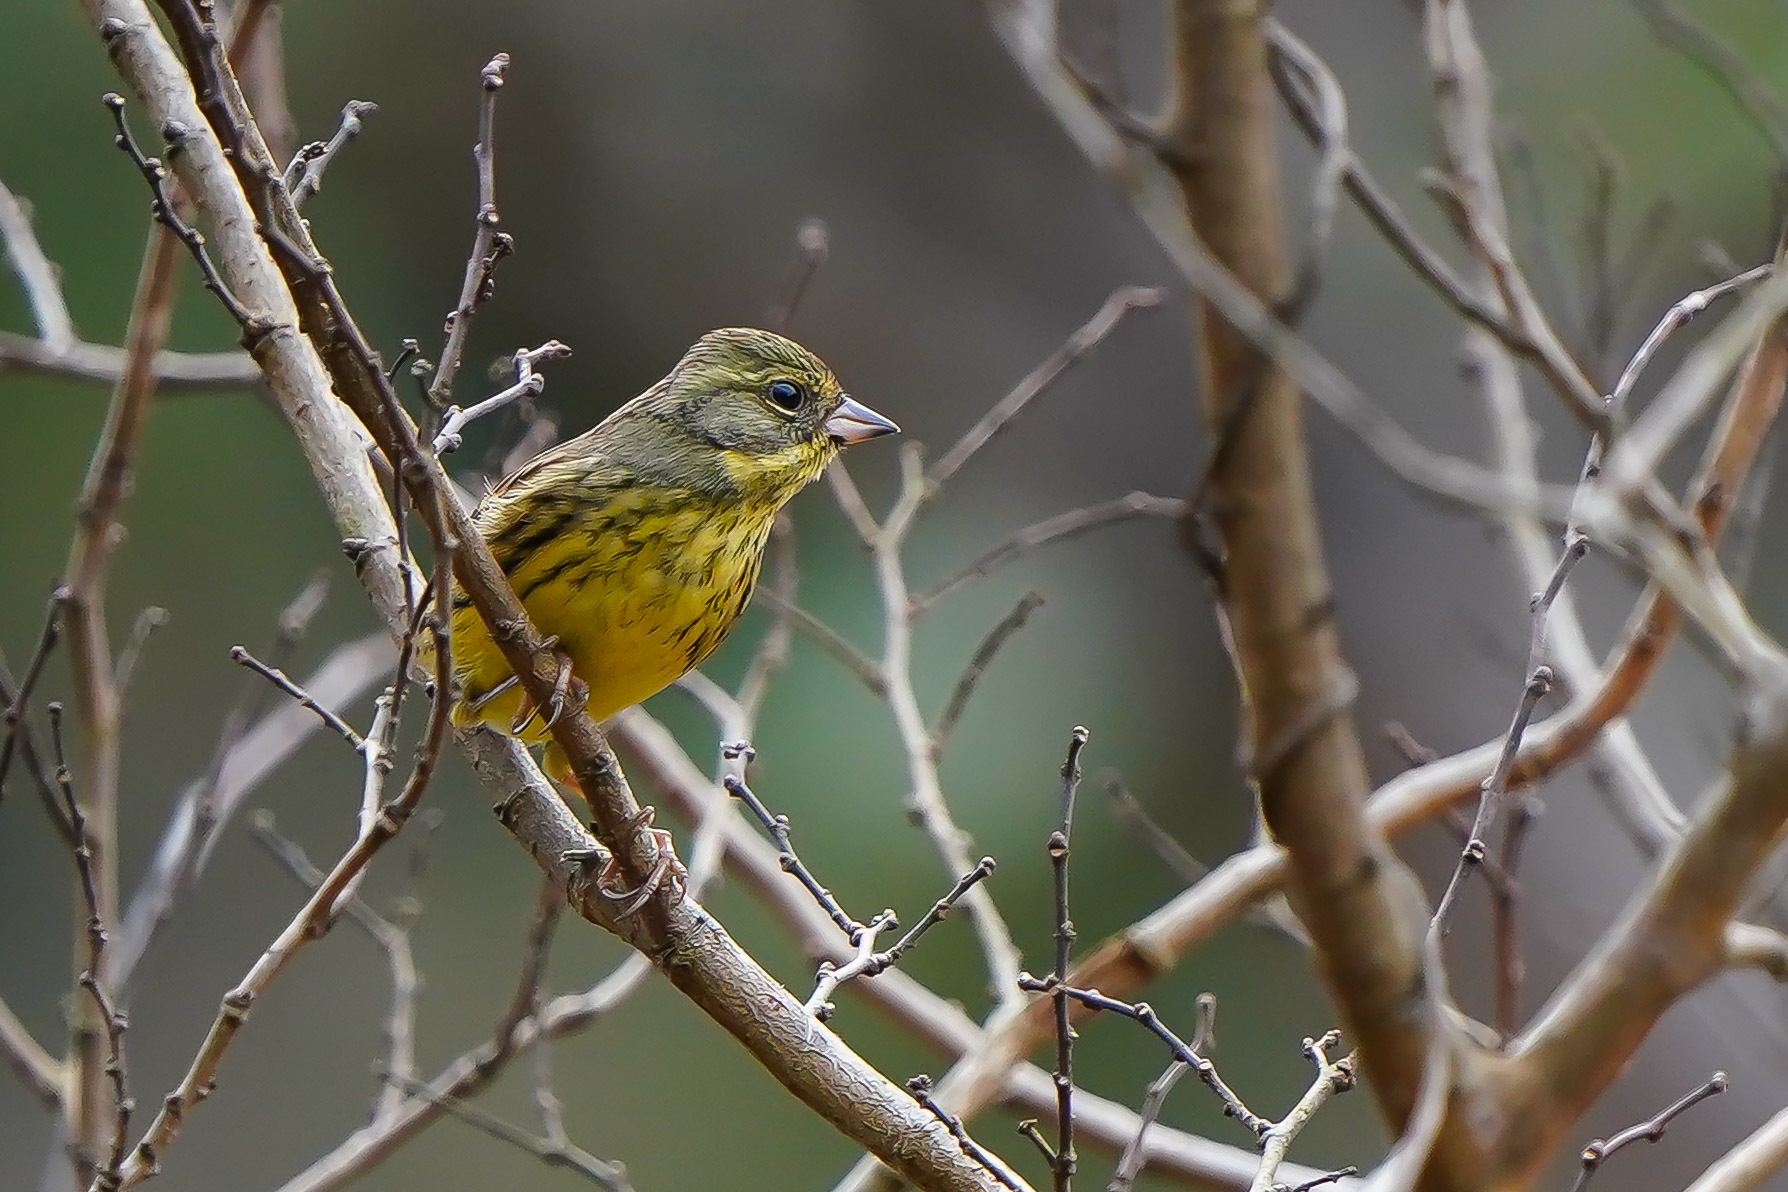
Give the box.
[5,1,1788,1188]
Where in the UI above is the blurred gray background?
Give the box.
[4,1,1788,1188]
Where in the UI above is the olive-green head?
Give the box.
[633,328,897,491]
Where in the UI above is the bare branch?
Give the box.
[1012,977,1269,1140]
[746,588,886,697]
[908,1076,1026,1191]
[931,591,1045,755]
[1567,1071,1728,1192]
[911,493,1183,616]
[429,53,514,406]
[0,176,76,352]
[0,331,257,391]
[285,99,377,208]
[112,632,392,987]
[379,1072,634,1191]
[926,286,1163,489]
[1249,1034,1356,1192]
[229,644,367,751]
[432,340,571,454]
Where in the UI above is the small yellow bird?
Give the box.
[448,327,897,781]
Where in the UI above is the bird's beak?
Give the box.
[824,395,900,445]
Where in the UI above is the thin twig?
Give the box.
[1431,536,1585,932]
[1609,263,1774,426]
[0,590,65,805]
[432,340,572,454]
[723,764,863,940]
[429,53,513,406]
[285,99,377,207]
[1014,977,1269,1139]
[811,859,998,1019]
[109,557,450,1187]
[1109,994,1215,1192]
[49,705,133,1191]
[766,217,830,331]
[752,587,887,696]
[1568,1071,1728,1192]
[910,494,1184,616]
[1046,727,1088,1191]
[1248,1033,1355,1192]
[931,591,1046,755]
[909,1076,1026,1191]
[926,288,1163,490]
[112,631,392,990]
[379,1072,634,1190]
[229,645,366,751]
[110,606,168,700]
[1491,795,1537,1040]
[247,810,430,1124]
[104,94,265,338]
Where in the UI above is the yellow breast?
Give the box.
[449,488,776,740]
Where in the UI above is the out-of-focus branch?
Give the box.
[0,331,258,391]
[1501,673,1788,1184]
[984,0,1590,522]
[0,994,61,1110]
[1164,0,1436,1139]
[0,177,76,352]
[56,195,181,1192]
[1684,1102,1788,1192]
[1631,0,1788,166]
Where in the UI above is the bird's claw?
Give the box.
[594,807,688,917]
[507,638,574,735]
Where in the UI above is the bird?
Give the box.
[445,327,898,786]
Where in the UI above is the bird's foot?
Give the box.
[506,637,574,735]
[595,806,688,917]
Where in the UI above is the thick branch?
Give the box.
[1167,0,1434,1134]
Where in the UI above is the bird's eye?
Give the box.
[766,380,805,411]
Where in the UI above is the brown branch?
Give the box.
[47,705,132,1191]
[379,1073,633,1190]
[58,116,185,1180]
[1499,672,1788,1187]
[1267,20,1603,430]
[988,0,1585,523]
[1168,0,1434,1136]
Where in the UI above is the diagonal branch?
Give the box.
[85,9,1028,1189]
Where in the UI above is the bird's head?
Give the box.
[647,328,898,497]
